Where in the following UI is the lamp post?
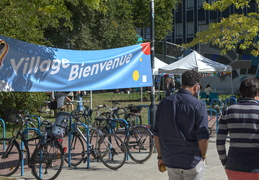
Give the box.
[150,0,156,131]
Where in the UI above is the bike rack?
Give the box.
[207,108,219,133]
[68,122,90,168]
[0,118,6,149]
[20,128,42,176]
[137,105,150,126]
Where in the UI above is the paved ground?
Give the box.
[3,136,228,180]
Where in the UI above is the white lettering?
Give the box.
[100,61,107,72]
[28,57,35,74]
[68,65,79,81]
[11,58,25,74]
[40,60,51,72]
[125,54,132,63]
[91,64,99,75]
[106,60,113,70]
[50,59,61,75]
[34,56,41,73]
[83,66,91,77]
[112,58,120,69]
[23,57,30,74]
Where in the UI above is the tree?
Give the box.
[130,0,178,41]
[185,0,259,56]
[44,0,138,50]
[0,0,104,44]
[0,92,47,120]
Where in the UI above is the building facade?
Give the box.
[168,0,259,93]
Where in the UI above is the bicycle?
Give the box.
[63,112,127,170]
[73,104,113,127]
[11,114,43,145]
[71,105,93,126]
[92,116,154,164]
[99,102,142,126]
[0,113,65,180]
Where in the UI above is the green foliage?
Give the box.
[130,0,178,41]
[185,0,259,56]
[45,0,138,49]
[0,0,104,44]
[0,92,47,120]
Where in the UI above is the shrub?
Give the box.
[0,92,47,121]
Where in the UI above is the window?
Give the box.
[187,0,194,8]
[187,22,194,35]
[176,23,183,36]
[199,0,206,7]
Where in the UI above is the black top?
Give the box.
[153,88,209,169]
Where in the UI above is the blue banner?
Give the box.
[0,35,153,92]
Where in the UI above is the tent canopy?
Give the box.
[158,51,232,74]
[154,57,168,75]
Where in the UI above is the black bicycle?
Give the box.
[63,112,127,170]
[0,113,64,180]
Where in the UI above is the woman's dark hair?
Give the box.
[239,77,259,98]
[182,70,201,87]
[206,84,210,88]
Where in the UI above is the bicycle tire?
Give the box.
[98,133,126,170]
[126,126,154,163]
[0,138,21,176]
[31,139,64,180]
[64,133,85,166]
[125,114,142,126]
[89,129,103,159]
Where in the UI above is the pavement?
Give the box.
[2,136,228,180]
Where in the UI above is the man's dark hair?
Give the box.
[239,77,259,98]
[182,70,201,87]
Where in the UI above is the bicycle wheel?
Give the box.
[31,139,64,180]
[98,133,126,170]
[89,129,102,159]
[0,138,21,176]
[126,126,154,163]
[63,133,85,166]
[125,114,142,126]
[77,113,88,125]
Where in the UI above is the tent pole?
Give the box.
[90,90,92,109]
[141,87,143,102]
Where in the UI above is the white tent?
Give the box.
[154,57,168,75]
[158,51,232,74]
[159,50,233,94]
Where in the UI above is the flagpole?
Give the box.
[150,0,156,130]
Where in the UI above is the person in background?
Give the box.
[216,77,259,180]
[204,84,213,98]
[53,92,72,115]
[165,77,175,96]
[154,70,209,180]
